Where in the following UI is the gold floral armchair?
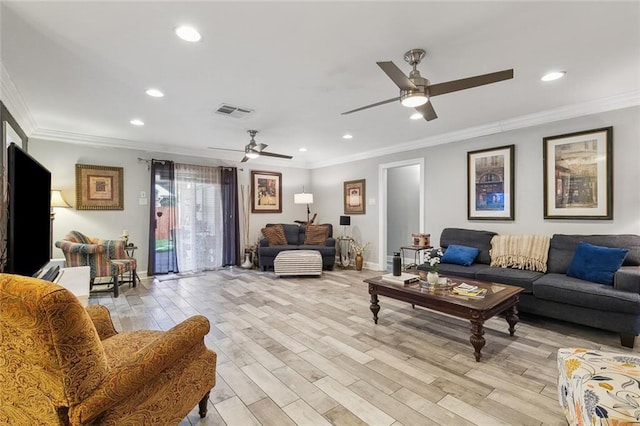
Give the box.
[0,273,217,425]
[55,230,136,297]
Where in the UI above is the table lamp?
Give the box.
[340,215,351,237]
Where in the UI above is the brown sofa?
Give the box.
[0,273,217,424]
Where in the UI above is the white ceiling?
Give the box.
[2,1,639,168]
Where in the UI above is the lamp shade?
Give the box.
[294,192,313,204]
[51,190,71,208]
[339,215,351,226]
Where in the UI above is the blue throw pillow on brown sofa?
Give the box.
[566,242,629,285]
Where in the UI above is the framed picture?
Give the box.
[344,179,366,214]
[467,144,514,220]
[75,164,124,210]
[251,170,282,213]
[543,126,613,219]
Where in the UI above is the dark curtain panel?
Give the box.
[221,167,240,266]
[148,160,177,275]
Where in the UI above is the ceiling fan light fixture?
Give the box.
[400,92,428,108]
[245,151,259,159]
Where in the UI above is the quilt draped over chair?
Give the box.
[0,273,217,425]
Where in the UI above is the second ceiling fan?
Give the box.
[342,49,514,121]
[209,130,293,163]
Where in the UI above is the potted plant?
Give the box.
[350,241,369,271]
[424,248,444,284]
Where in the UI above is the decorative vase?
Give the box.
[427,271,439,285]
[355,254,364,271]
[241,251,253,269]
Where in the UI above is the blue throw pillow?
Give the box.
[566,242,629,285]
[441,244,480,266]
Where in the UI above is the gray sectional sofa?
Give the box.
[417,228,640,347]
[258,223,336,271]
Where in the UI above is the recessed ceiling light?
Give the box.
[410,113,423,120]
[145,88,164,98]
[175,25,201,42]
[541,71,566,82]
[342,134,353,139]
[130,119,144,126]
[299,148,307,152]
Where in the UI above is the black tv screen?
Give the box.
[7,143,51,276]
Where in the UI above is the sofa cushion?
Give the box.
[439,228,497,265]
[418,262,486,279]
[298,245,336,257]
[475,267,543,294]
[533,273,640,314]
[440,244,480,266]
[258,245,300,257]
[547,234,640,274]
[262,225,288,246]
[566,242,628,285]
[304,225,330,245]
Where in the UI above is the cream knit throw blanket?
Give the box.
[490,234,551,272]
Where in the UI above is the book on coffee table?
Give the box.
[380,273,419,286]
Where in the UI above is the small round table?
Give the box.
[399,245,432,271]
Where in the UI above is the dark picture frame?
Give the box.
[543,126,613,219]
[467,144,515,220]
[344,179,366,214]
[75,164,124,210]
[251,170,282,213]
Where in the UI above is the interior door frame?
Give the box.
[378,158,425,270]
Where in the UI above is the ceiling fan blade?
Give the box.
[377,61,416,90]
[341,96,399,115]
[428,69,514,97]
[241,155,249,163]
[208,147,244,153]
[415,101,438,121]
[259,151,293,159]
[256,143,268,152]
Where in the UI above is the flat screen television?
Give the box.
[6,143,51,276]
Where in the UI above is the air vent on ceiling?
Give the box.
[214,103,254,118]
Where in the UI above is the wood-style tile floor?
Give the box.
[89,268,637,425]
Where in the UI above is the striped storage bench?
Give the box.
[274,250,322,277]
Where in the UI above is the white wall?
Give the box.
[312,106,640,270]
[28,139,310,274]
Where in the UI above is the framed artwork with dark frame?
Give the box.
[75,164,124,210]
[467,144,515,220]
[251,170,282,213]
[543,126,613,219]
[344,179,366,214]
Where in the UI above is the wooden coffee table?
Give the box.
[364,275,524,361]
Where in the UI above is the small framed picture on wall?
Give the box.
[251,170,282,213]
[467,144,515,220]
[344,179,366,214]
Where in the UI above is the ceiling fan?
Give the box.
[208,130,293,163]
[342,49,514,121]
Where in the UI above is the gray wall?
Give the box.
[29,140,310,274]
[26,105,640,274]
[312,106,640,270]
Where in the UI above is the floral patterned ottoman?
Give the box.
[558,348,640,425]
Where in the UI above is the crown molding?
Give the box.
[8,73,640,170]
[309,89,640,169]
[0,62,38,135]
